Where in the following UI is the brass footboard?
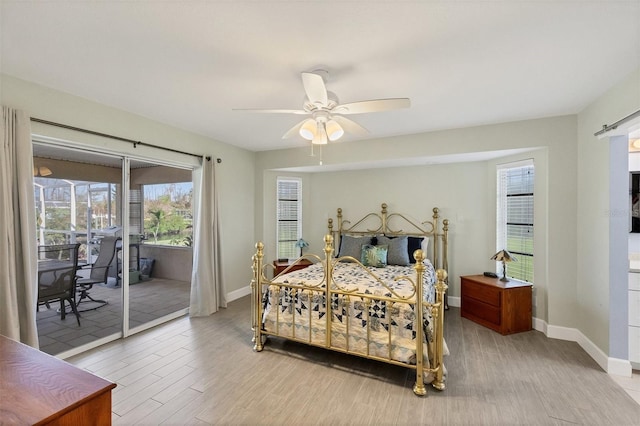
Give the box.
[250,235,448,397]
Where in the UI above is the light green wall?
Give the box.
[256,115,577,326]
[1,73,256,295]
[577,67,640,356]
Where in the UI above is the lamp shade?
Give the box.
[326,119,344,141]
[491,249,517,282]
[299,119,317,140]
[491,249,517,262]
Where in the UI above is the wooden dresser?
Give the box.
[273,259,312,276]
[0,334,116,425]
[460,275,533,335]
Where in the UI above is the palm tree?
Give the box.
[148,209,165,244]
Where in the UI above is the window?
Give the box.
[497,161,534,283]
[142,182,193,246]
[277,177,302,259]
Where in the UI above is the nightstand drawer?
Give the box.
[462,280,501,307]
[460,275,532,335]
[463,297,501,325]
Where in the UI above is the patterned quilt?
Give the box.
[261,261,448,378]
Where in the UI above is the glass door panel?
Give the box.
[127,160,193,331]
[34,144,124,356]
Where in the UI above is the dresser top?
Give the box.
[461,274,533,289]
[0,335,116,424]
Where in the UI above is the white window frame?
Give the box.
[276,177,302,260]
[497,159,534,283]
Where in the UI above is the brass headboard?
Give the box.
[327,202,450,290]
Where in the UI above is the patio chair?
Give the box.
[37,243,82,326]
[76,236,120,310]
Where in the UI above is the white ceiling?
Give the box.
[1,1,639,152]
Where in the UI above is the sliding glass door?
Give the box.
[33,141,193,356]
[127,159,192,332]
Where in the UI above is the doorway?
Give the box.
[33,142,193,356]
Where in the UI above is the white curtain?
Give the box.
[190,156,225,316]
[0,106,39,347]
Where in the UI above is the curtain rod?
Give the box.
[594,108,640,137]
[30,117,219,163]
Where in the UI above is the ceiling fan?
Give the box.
[234,70,410,145]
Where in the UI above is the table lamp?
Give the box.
[491,249,517,282]
[295,238,309,257]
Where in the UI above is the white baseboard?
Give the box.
[544,322,632,377]
[532,317,547,334]
[609,357,633,377]
[227,285,251,302]
[547,324,608,371]
[448,296,460,308]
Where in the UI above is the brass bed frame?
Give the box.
[251,203,449,396]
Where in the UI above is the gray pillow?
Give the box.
[377,235,410,266]
[337,235,371,260]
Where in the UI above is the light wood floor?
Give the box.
[67,296,640,425]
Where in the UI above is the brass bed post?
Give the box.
[324,234,334,347]
[432,269,448,390]
[253,242,264,352]
[381,203,388,232]
[412,249,427,397]
[442,219,450,310]
[432,208,440,270]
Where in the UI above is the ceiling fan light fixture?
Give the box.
[299,119,317,140]
[236,70,410,146]
[326,119,344,141]
[33,165,52,177]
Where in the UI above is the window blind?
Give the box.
[277,178,302,259]
[497,162,534,283]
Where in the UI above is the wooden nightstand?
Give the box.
[273,259,312,276]
[460,274,533,335]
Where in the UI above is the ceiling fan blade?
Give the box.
[332,116,369,136]
[333,98,410,115]
[301,72,328,106]
[282,119,309,139]
[233,108,308,115]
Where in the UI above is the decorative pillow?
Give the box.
[337,235,371,260]
[408,237,427,263]
[361,244,388,268]
[376,236,410,266]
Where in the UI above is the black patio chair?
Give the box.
[37,243,82,326]
[76,236,120,310]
